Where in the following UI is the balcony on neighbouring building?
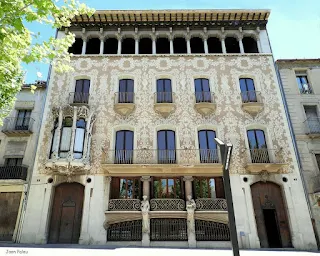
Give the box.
[0,166,28,180]
[2,117,34,136]
[241,91,263,115]
[153,92,176,117]
[304,117,320,138]
[114,92,136,116]
[69,92,90,105]
[102,149,223,175]
[194,92,216,116]
[244,148,287,174]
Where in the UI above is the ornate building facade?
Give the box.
[19,10,317,249]
[0,81,47,242]
[276,59,320,245]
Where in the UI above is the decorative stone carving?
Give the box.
[141,195,150,246]
[154,103,176,118]
[186,196,196,247]
[44,161,91,177]
[260,170,270,182]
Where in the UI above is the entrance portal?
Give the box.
[251,181,292,248]
[48,182,84,244]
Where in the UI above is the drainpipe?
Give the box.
[15,28,57,243]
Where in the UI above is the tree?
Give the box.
[0,0,94,123]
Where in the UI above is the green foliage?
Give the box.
[0,0,94,123]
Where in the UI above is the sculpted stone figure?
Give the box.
[141,195,150,234]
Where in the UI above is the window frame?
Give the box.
[194,78,211,103]
[58,117,73,158]
[152,177,184,199]
[198,130,218,163]
[239,78,257,103]
[118,79,134,103]
[110,176,142,199]
[114,130,134,164]
[156,79,173,103]
[73,118,86,159]
[295,72,312,94]
[74,79,90,103]
[15,110,31,130]
[157,130,176,164]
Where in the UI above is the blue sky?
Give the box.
[23,0,320,83]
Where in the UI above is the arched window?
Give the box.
[121,38,135,54]
[239,78,256,103]
[74,79,90,104]
[225,37,240,53]
[73,119,86,159]
[68,38,83,54]
[156,79,172,103]
[59,117,73,158]
[198,130,218,163]
[243,37,259,53]
[194,78,211,103]
[139,38,152,54]
[247,129,269,163]
[207,37,222,53]
[156,37,170,54]
[173,37,187,54]
[49,118,58,159]
[104,38,118,54]
[190,37,204,53]
[118,79,134,103]
[85,38,100,54]
[115,130,134,164]
[157,130,176,164]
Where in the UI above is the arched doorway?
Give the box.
[48,182,84,244]
[251,181,292,248]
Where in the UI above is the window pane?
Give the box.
[168,179,174,197]
[60,127,72,156]
[239,79,247,92]
[75,80,83,92]
[201,179,208,198]
[115,131,124,150]
[125,131,133,150]
[119,80,126,92]
[207,131,217,149]
[157,131,166,150]
[166,131,175,150]
[83,80,90,93]
[202,79,210,92]
[194,79,202,92]
[74,128,85,159]
[127,80,134,92]
[119,179,127,198]
[256,130,267,148]
[246,79,255,91]
[209,179,216,198]
[198,131,207,149]
[157,80,164,92]
[247,130,257,149]
[161,179,167,198]
[127,179,133,199]
[76,119,86,128]
[164,80,172,92]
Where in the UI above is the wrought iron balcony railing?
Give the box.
[304,117,320,135]
[194,92,214,103]
[104,149,220,165]
[246,149,284,164]
[150,198,185,211]
[108,199,141,211]
[114,92,135,104]
[195,198,227,211]
[240,90,262,103]
[2,117,34,133]
[69,92,89,104]
[154,92,175,104]
[0,166,28,180]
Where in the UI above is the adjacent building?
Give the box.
[19,10,317,250]
[276,59,320,244]
[0,81,47,242]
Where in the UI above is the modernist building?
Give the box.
[20,10,317,249]
[276,59,320,244]
[0,80,47,242]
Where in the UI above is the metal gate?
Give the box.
[107,220,142,241]
[150,218,188,241]
[195,220,230,241]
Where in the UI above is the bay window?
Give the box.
[73,119,86,159]
[59,117,73,158]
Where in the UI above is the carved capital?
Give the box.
[183,176,194,182]
[141,176,151,182]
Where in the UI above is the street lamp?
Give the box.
[215,138,240,256]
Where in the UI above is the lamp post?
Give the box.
[215,138,240,256]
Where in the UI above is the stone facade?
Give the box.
[19,10,317,250]
[276,59,320,245]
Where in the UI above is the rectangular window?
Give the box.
[156,79,172,103]
[5,158,23,166]
[118,79,134,103]
[74,79,90,103]
[110,177,141,199]
[114,130,134,164]
[15,110,31,130]
[59,117,73,158]
[193,177,225,199]
[296,72,312,94]
[247,129,269,163]
[304,106,320,134]
[73,119,86,159]
[194,78,211,103]
[198,130,218,163]
[239,78,257,102]
[157,130,176,164]
[153,177,183,199]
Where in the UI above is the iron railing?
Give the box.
[246,149,284,164]
[240,90,262,103]
[69,92,89,104]
[150,198,185,211]
[150,219,188,241]
[108,199,141,211]
[0,166,28,180]
[195,220,230,241]
[154,92,175,104]
[114,92,135,104]
[304,117,320,134]
[107,220,142,241]
[195,198,227,211]
[194,92,214,103]
[2,117,34,133]
[104,149,220,165]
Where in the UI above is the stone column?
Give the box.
[54,107,63,156]
[256,38,262,53]
[141,176,151,199]
[141,196,150,246]
[152,35,156,54]
[186,196,197,248]
[99,37,104,54]
[81,37,87,55]
[135,36,139,54]
[183,176,193,199]
[203,36,209,54]
[221,37,227,54]
[169,35,174,54]
[186,35,191,54]
[68,106,77,161]
[239,36,245,54]
[117,36,122,55]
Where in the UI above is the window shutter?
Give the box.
[215,177,225,199]
[110,177,120,199]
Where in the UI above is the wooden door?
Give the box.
[251,181,292,248]
[48,183,84,244]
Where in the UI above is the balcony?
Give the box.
[2,117,34,136]
[150,198,185,211]
[304,117,320,138]
[102,149,223,175]
[153,92,176,118]
[241,91,263,116]
[0,166,28,181]
[194,92,216,116]
[244,149,287,174]
[108,199,141,211]
[69,92,89,105]
[195,198,227,211]
[114,92,135,116]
